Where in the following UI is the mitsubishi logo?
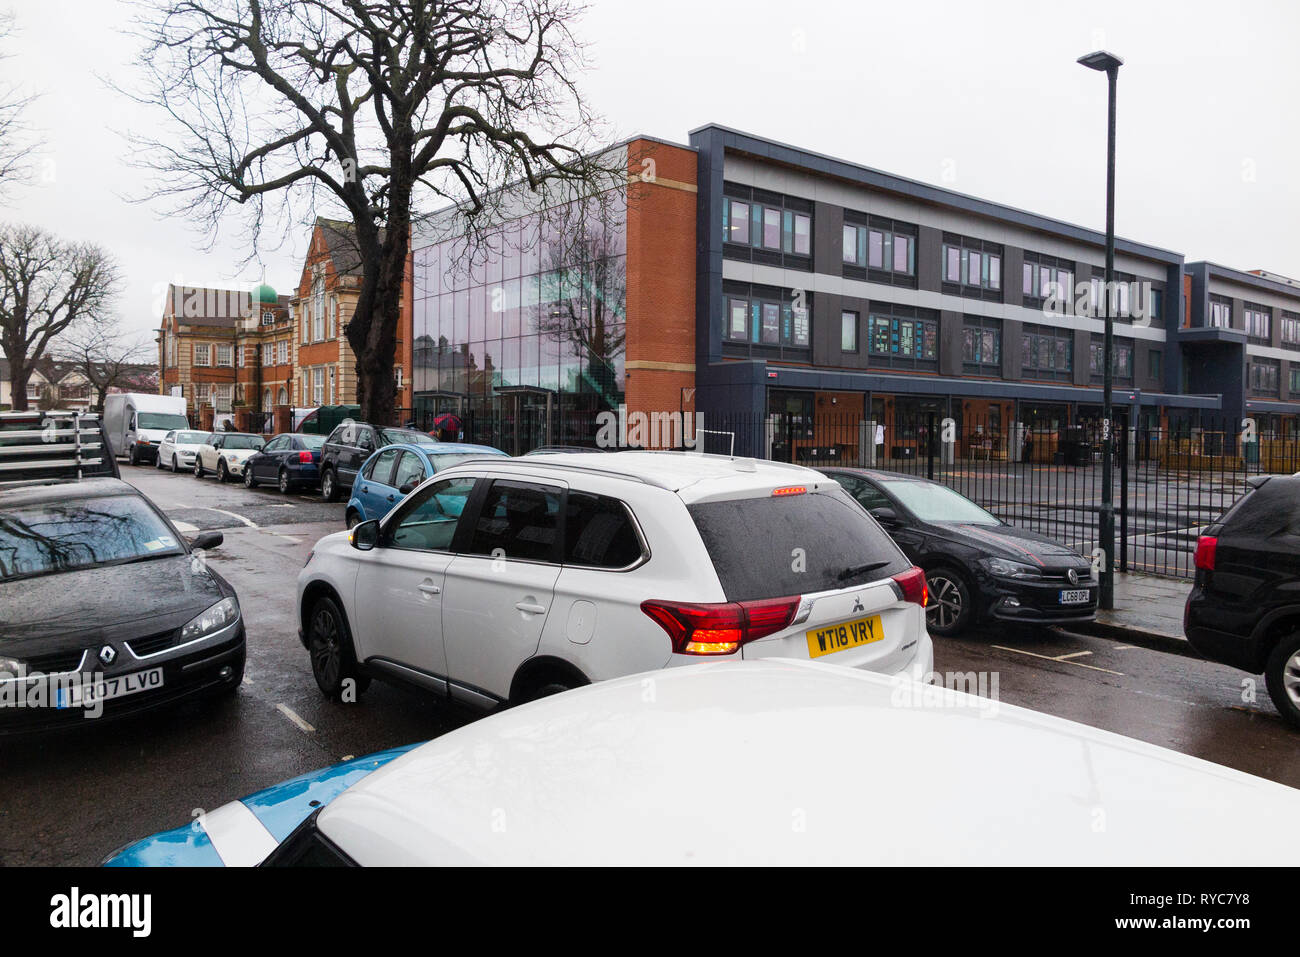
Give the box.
[1066,568,1079,586]
[852,596,864,614]
[99,645,116,665]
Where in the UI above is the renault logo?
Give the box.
[1067,568,1079,586]
[99,645,116,665]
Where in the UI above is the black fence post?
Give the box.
[1119,419,1129,574]
[926,411,935,481]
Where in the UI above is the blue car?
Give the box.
[344,441,507,527]
[243,432,326,493]
[103,745,417,866]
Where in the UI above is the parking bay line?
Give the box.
[275,703,315,733]
[990,645,1125,676]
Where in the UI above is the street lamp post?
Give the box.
[1078,49,1123,611]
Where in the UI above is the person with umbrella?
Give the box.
[431,412,462,443]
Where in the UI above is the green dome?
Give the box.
[253,282,278,305]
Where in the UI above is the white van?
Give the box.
[103,393,190,465]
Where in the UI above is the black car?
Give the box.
[0,478,245,731]
[243,432,326,493]
[821,468,1097,636]
[1185,474,1300,728]
[318,422,437,502]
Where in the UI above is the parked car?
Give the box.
[103,658,1300,866]
[243,432,326,493]
[318,422,438,502]
[156,430,209,474]
[0,477,244,731]
[819,468,1095,636]
[103,393,190,466]
[345,441,507,527]
[298,452,932,709]
[193,432,265,482]
[1185,474,1300,728]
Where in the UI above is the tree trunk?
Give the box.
[9,360,29,412]
[350,198,410,428]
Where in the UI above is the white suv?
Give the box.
[296,451,934,707]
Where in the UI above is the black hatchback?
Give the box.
[0,478,245,731]
[820,468,1096,636]
[1185,474,1300,728]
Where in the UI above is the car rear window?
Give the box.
[1217,479,1300,538]
[687,486,910,601]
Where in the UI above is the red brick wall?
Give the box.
[624,138,698,429]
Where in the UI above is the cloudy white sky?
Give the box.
[3,0,1297,343]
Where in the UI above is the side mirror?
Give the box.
[189,531,224,550]
[869,506,899,526]
[350,519,380,551]
[399,482,417,495]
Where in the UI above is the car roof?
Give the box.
[0,476,140,508]
[820,466,933,485]
[434,450,826,503]
[317,659,1300,866]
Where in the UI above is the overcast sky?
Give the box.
[3,0,1297,344]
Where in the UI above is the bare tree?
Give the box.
[53,317,155,410]
[0,12,40,197]
[125,0,615,424]
[0,224,120,411]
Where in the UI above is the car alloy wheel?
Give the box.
[243,466,256,489]
[278,469,291,494]
[1264,632,1300,729]
[1283,649,1300,708]
[925,567,971,636]
[194,459,203,477]
[321,469,337,502]
[171,455,179,473]
[218,460,229,483]
[346,509,361,529]
[309,604,344,694]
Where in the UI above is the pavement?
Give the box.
[1075,571,1194,656]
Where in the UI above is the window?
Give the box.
[1021,324,1074,381]
[1282,311,1300,349]
[392,451,426,490]
[1089,336,1134,384]
[842,216,917,287]
[263,343,274,366]
[389,477,476,552]
[1248,359,1280,396]
[1148,350,1162,380]
[262,310,275,326]
[842,224,864,265]
[961,316,1001,374]
[1022,254,1075,309]
[1291,367,1300,394]
[1244,303,1272,342]
[311,277,325,341]
[721,185,813,266]
[366,447,401,485]
[866,307,939,369]
[312,368,324,406]
[193,343,211,366]
[721,286,810,352]
[194,382,211,404]
[165,334,177,367]
[1209,296,1232,329]
[237,346,245,368]
[563,493,643,568]
[216,343,233,367]
[277,340,288,365]
[841,311,858,352]
[941,234,1002,300]
[465,480,562,563]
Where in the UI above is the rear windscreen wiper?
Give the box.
[837,560,892,582]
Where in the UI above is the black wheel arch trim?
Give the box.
[509,655,591,704]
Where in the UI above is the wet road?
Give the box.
[0,463,1294,866]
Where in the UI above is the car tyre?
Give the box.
[278,468,291,494]
[129,445,139,467]
[925,565,974,637]
[217,459,230,483]
[307,596,370,700]
[243,466,256,489]
[1264,631,1300,729]
[171,454,179,473]
[321,467,339,502]
[521,682,573,702]
[345,508,361,529]
[194,458,204,478]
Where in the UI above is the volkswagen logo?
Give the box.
[98,645,116,665]
[1066,568,1079,586]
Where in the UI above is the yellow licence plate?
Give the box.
[806,615,885,658]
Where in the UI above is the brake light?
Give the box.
[298,451,313,463]
[772,485,807,496]
[892,566,928,607]
[1194,536,1217,572]
[641,596,800,656]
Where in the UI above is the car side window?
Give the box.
[392,451,426,490]
[388,478,476,552]
[465,480,562,563]
[367,448,401,485]
[327,425,346,444]
[837,474,892,512]
[263,437,284,453]
[164,431,176,443]
[563,492,643,569]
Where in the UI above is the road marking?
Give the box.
[173,520,199,533]
[265,503,296,508]
[1054,650,1093,660]
[204,507,258,528]
[991,644,1125,676]
[275,703,315,733]
[1113,645,1136,650]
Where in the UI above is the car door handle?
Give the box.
[418,581,441,596]
[515,600,546,615]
